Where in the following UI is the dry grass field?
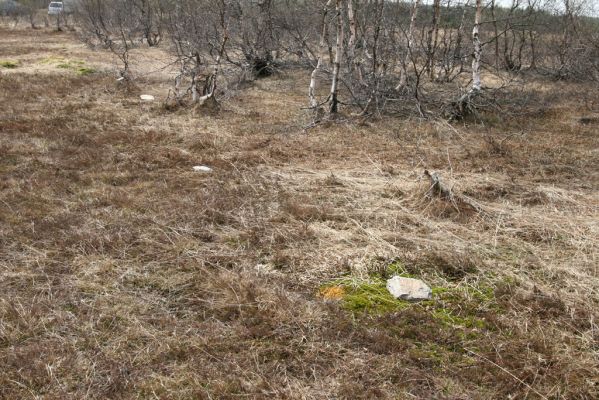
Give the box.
[1,26,598,399]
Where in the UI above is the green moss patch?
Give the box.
[0,60,19,69]
[431,308,486,329]
[42,57,95,75]
[321,258,501,331]
[76,67,96,76]
[323,277,410,314]
[39,56,66,64]
[320,260,417,314]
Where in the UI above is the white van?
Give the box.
[48,1,74,15]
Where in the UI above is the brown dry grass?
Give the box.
[1,26,598,399]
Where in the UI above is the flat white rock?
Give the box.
[386,276,432,301]
[140,94,155,101]
[193,165,212,173]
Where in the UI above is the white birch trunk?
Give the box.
[347,0,357,67]
[329,0,344,113]
[197,32,228,105]
[427,0,441,80]
[471,0,482,92]
[309,0,333,109]
[191,73,198,102]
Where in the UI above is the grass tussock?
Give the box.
[0,26,598,399]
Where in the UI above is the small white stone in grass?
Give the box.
[140,94,155,101]
[193,165,212,173]
[386,276,432,301]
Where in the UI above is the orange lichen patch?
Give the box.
[319,286,346,300]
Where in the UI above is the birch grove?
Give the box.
[72,0,599,119]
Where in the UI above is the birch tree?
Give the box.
[308,0,333,113]
[346,0,357,73]
[166,0,231,106]
[396,0,421,90]
[78,0,139,80]
[436,0,469,82]
[20,0,46,29]
[328,0,344,113]
[471,0,482,92]
[450,0,484,118]
[426,0,441,80]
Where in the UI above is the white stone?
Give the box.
[193,165,212,173]
[140,94,155,101]
[386,276,432,301]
